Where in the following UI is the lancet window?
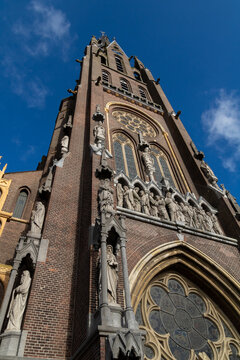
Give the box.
[13,189,28,218]
[139,86,149,100]
[135,272,240,360]
[113,133,139,179]
[151,146,176,188]
[115,55,124,72]
[102,70,111,83]
[120,78,131,92]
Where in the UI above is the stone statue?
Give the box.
[141,146,155,182]
[61,135,69,154]
[132,187,141,212]
[123,185,134,210]
[149,192,158,217]
[98,179,115,218]
[211,213,223,235]
[116,183,124,207]
[203,211,213,232]
[200,160,218,187]
[39,161,56,194]
[155,195,169,220]
[93,121,105,148]
[165,192,177,221]
[6,270,31,331]
[106,245,118,304]
[175,202,185,222]
[30,202,45,235]
[197,209,205,230]
[180,203,191,226]
[139,190,150,215]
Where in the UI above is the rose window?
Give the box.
[135,274,240,359]
[112,110,157,138]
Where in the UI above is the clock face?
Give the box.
[112,110,157,138]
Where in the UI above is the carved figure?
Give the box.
[123,185,134,210]
[132,187,141,212]
[106,245,118,304]
[165,192,177,221]
[39,162,56,194]
[116,183,124,207]
[180,203,191,226]
[30,202,45,234]
[98,179,114,218]
[211,213,223,235]
[200,160,218,187]
[141,146,155,182]
[149,192,158,217]
[155,195,169,220]
[175,202,185,222]
[196,209,205,230]
[139,190,150,215]
[93,121,105,147]
[61,135,69,154]
[6,270,31,331]
[203,211,213,232]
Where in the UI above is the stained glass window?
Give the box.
[135,274,240,360]
[151,146,176,188]
[113,133,138,179]
[13,190,28,218]
[112,111,157,138]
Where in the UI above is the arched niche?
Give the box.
[130,241,240,360]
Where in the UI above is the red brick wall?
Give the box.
[0,170,42,264]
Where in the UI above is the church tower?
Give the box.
[0,34,239,360]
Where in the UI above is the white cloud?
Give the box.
[12,0,72,58]
[1,55,48,108]
[201,89,240,172]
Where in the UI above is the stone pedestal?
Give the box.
[109,304,122,328]
[0,330,21,356]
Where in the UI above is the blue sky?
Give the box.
[1,0,240,201]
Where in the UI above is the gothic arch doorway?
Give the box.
[129,242,240,360]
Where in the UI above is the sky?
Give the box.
[1,0,240,202]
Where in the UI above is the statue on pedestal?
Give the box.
[6,270,31,332]
[98,179,115,219]
[61,135,69,154]
[106,245,118,304]
[200,160,218,187]
[30,202,45,235]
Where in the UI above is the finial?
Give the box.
[0,157,7,179]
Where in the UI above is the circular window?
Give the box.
[112,110,157,138]
[135,274,240,359]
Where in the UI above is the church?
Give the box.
[0,34,239,360]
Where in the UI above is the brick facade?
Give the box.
[0,35,239,360]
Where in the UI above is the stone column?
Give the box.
[100,232,110,324]
[0,259,20,332]
[120,236,138,330]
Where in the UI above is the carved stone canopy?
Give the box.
[92,105,105,123]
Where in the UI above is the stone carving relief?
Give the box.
[5,270,31,332]
[115,175,224,236]
[39,161,57,195]
[29,202,45,236]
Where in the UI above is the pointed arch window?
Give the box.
[120,78,131,92]
[113,133,139,179]
[100,56,107,65]
[102,70,111,84]
[115,55,124,72]
[13,189,28,218]
[134,71,141,81]
[135,272,240,360]
[139,86,149,100]
[151,146,176,188]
